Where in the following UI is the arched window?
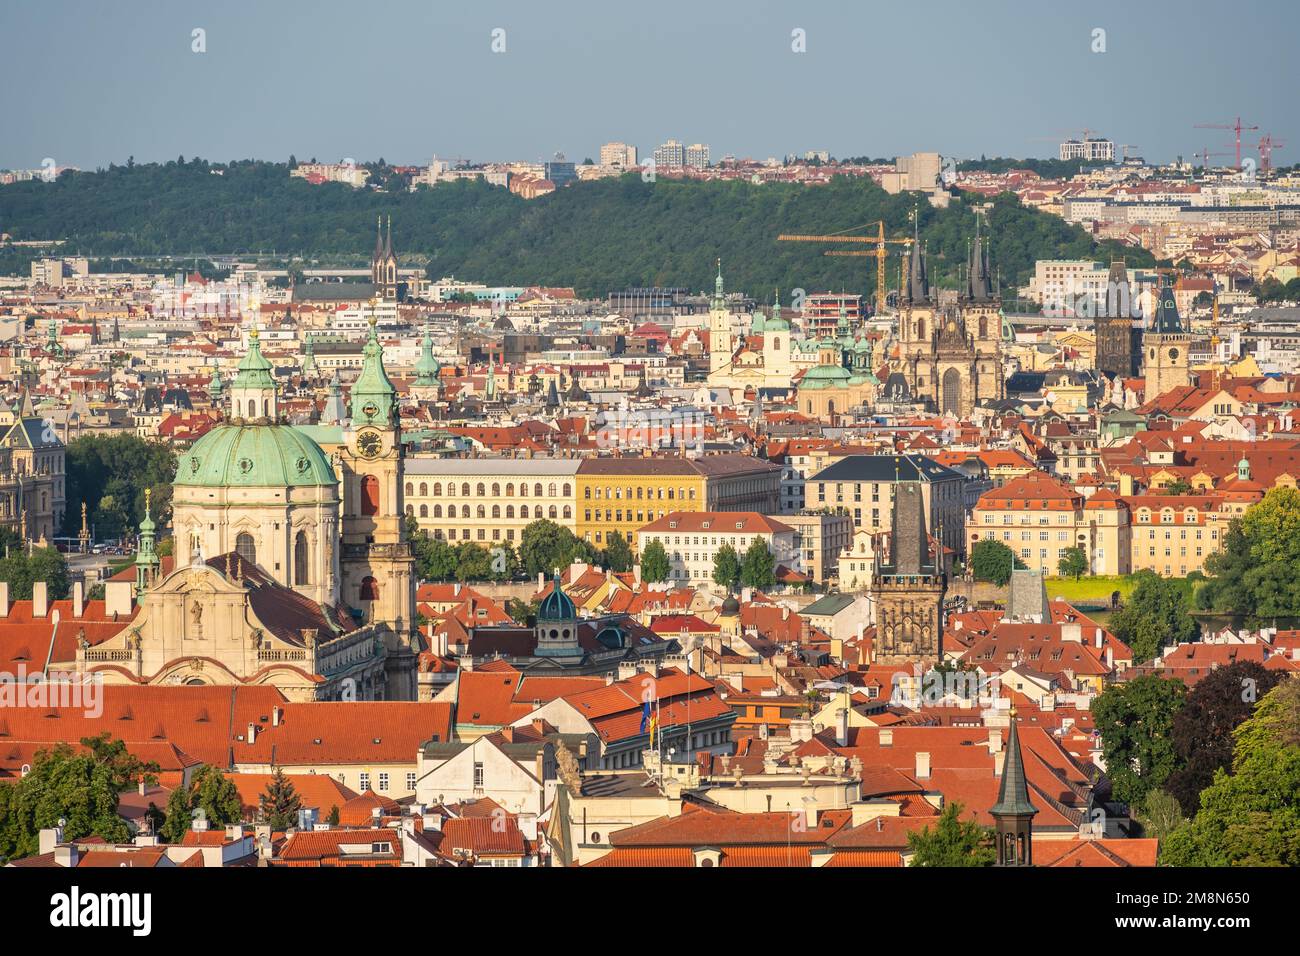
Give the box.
[433,483,442,496]
[294,531,310,586]
[236,532,256,567]
[506,505,515,519]
[419,482,428,496]
[360,475,380,516]
[773,337,781,351]
[917,318,926,339]
[520,505,529,519]
[360,576,380,601]
[419,504,428,517]
[477,483,486,497]
[548,505,558,519]
[563,506,572,519]
[979,316,988,338]
[461,483,471,496]
[433,504,442,518]
[477,505,486,518]
[405,482,413,496]
[247,399,256,418]
[548,483,557,498]
[491,505,500,518]
[405,504,413,516]
[563,483,572,497]
[491,483,500,496]
[506,483,514,497]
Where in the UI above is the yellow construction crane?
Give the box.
[777,220,913,316]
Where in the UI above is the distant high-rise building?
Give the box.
[600,142,638,167]
[1059,138,1115,162]
[685,143,710,169]
[544,156,577,188]
[653,139,685,168]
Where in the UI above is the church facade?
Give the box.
[894,226,1005,418]
[81,318,418,701]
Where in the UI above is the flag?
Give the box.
[649,712,658,747]
[640,700,651,734]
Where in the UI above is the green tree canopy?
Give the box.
[1092,675,1188,807]
[640,539,671,584]
[1199,487,1300,621]
[603,531,633,574]
[970,539,1020,586]
[1160,680,1300,866]
[739,538,776,589]
[906,801,994,867]
[0,546,70,601]
[258,768,303,831]
[712,543,741,589]
[1057,546,1088,580]
[1108,570,1198,662]
[0,733,158,860]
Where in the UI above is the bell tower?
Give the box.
[1143,277,1191,399]
[708,259,733,375]
[338,318,416,661]
[991,709,1038,866]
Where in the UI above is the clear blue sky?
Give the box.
[1,0,1293,169]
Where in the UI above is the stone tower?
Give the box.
[1143,277,1191,399]
[990,709,1038,866]
[871,476,946,664]
[1095,259,1142,379]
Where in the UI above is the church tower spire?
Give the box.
[349,318,397,427]
[229,327,278,422]
[134,487,160,597]
[991,708,1038,866]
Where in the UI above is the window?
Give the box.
[359,772,370,792]
[406,772,416,790]
[360,475,380,515]
[294,531,310,586]
[236,532,256,567]
[473,761,484,789]
[360,576,380,601]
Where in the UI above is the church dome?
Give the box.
[175,423,336,489]
[799,364,852,390]
[537,575,576,620]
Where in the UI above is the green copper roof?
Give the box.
[175,423,336,489]
[990,715,1038,818]
[414,328,440,385]
[233,328,276,391]
[349,320,397,426]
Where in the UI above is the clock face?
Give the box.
[357,431,382,459]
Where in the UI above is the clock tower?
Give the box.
[339,317,417,687]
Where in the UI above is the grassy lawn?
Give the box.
[1046,573,1198,606]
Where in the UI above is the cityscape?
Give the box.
[0,0,1293,933]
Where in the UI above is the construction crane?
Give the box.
[1197,146,1233,170]
[1257,134,1287,177]
[777,220,913,315]
[1194,117,1259,169]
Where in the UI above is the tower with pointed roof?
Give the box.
[134,488,161,597]
[871,476,946,664]
[338,317,416,681]
[1095,258,1143,379]
[708,259,734,375]
[413,327,441,388]
[990,709,1038,866]
[229,327,278,422]
[300,331,319,381]
[207,366,225,408]
[371,216,399,301]
[1143,276,1191,399]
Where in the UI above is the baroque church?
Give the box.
[81,319,419,701]
[894,223,1006,418]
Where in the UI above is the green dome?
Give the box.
[800,364,852,390]
[176,423,336,489]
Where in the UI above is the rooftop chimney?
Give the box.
[989,729,1003,754]
[915,751,931,779]
[835,706,849,747]
[72,580,84,619]
[0,581,9,617]
[32,581,48,618]
[879,728,893,747]
[247,722,258,743]
[272,706,283,727]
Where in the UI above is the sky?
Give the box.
[1,0,1295,170]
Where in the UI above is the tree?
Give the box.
[906,801,995,866]
[0,546,70,600]
[1163,660,1286,816]
[519,519,585,578]
[1160,680,1300,866]
[1135,789,1186,841]
[640,539,671,584]
[326,805,341,827]
[1057,546,1088,580]
[454,542,493,582]
[739,538,776,589]
[1091,675,1188,807]
[1200,488,1300,621]
[489,541,520,581]
[603,531,633,574]
[160,764,243,842]
[258,768,303,830]
[970,539,1019,586]
[712,543,741,589]
[1107,570,1197,662]
[0,733,158,860]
